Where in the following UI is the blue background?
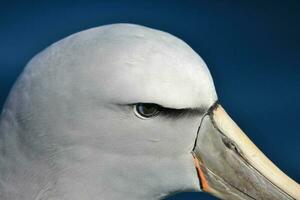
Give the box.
[0,1,299,199]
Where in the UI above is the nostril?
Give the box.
[222,137,239,153]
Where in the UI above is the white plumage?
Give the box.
[0,24,216,200]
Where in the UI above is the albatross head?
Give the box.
[0,24,299,200]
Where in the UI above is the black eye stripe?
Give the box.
[160,107,204,118]
[132,103,205,119]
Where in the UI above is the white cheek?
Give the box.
[81,103,203,159]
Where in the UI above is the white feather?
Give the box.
[0,24,217,200]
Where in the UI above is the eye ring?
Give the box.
[134,103,161,119]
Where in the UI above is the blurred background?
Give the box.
[0,1,299,199]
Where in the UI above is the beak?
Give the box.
[192,103,300,200]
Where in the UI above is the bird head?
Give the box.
[0,24,299,200]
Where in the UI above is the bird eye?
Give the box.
[134,103,161,119]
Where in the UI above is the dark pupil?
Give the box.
[138,104,158,117]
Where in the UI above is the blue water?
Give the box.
[1,1,299,199]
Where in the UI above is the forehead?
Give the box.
[42,24,218,109]
[95,25,217,109]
